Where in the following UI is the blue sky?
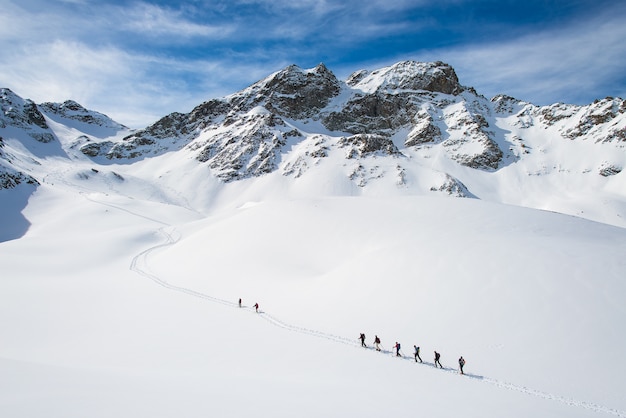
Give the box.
[1,0,625,128]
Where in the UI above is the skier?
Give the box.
[394,342,401,357]
[374,335,381,351]
[359,333,367,348]
[434,351,443,368]
[413,345,422,363]
[254,303,259,313]
[238,298,242,308]
[459,356,466,374]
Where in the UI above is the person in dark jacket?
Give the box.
[459,356,466,374]
[359,333,367,347]
[413,345,422,363]
[374,335,381,351]
[434,351,443,368]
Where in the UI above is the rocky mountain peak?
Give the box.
[491,94,527,114]
[39,100,127,129]
[0,88,54,143]
[1,88,49,131]
[248,62,341,118]
[348,60,462,95]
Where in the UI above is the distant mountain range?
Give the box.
[2,60,625,227]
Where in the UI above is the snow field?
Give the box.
[2,183,626,417]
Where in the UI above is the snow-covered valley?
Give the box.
[1,61,626,417]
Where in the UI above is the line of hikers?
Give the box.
[359,333,466,375]
[238,299,466,375]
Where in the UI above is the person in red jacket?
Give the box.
[394,342,402,357]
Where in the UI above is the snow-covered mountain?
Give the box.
[1,62,626,418]
[2,61,625,226]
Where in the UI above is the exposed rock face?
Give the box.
[230,63,341,119]
[338,134,400,158]
[563,98,626,142]
[0,138,39,189]
[1,88,55,143]
[347,61,462,95]
[72,60,624,187]
[323,61,462,135]
[491,94,525,114]
[192,110,291,182]
[433,100,504,170]
[405,112,442,146]
[599,164,622,177]
[39,100,127,129]
[430,174,472,198]
[323,92,418,134]
[0,164,39,189]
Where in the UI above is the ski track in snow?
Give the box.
[88,193,626,418]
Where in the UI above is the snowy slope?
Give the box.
[1,187,625,418]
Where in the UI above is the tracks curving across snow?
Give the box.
[481,378,626,418]
[126,220,626,418]
[130,227,237,309]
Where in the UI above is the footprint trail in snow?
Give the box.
[122,215,626,418]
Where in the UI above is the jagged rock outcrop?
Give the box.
[491,94,525,114]
[563,97,626,143]
[191,110,294,182]
[405,111,442,146]
[80,99,233,160]
[338,134,400,158]
[39,100,127,130]
[0,165,39,189]
[230,63,341,119]
[440,101,503,170]
[1,88,55,143]
[346,61,463,95]
[323,92,418,134]
[430,174,472,197]
[322,61,462,135]
[599,164,622,177]
[0,138,39,189]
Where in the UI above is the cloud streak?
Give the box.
[432,9,626,104]
[118,2,235,39]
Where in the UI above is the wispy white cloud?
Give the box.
[118,2,234,39]
[432,12,626,104]
[0,36,282,128]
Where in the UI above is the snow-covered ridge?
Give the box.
[39,100,127,131]
[0,60,625,226]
